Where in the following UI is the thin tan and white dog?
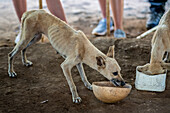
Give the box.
[8,10,125,103]
[138,9,170,75]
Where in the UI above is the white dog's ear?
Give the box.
[96,56,106,68]
[107,45,115,58]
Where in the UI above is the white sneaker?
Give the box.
[15,31,21,44]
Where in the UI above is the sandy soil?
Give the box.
[0,0,170,113]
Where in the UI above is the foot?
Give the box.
[85,83,92,90]
[8,71,17,78]
[146,11,164,29]
[23,60,33,67]
[114,29,126,38]
[92,18,114,36]
[73,97,82,104]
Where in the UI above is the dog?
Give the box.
[137,9,170,75]
[8,10,125,103]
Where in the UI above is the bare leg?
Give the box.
[98,0,106,18]
[12,0,27,43]
[46,0,67,22]
[61,59,81,103]
[110,0,123,30]
[21,33,42,66]
[92,0,114,36]
[12,0,27,22]
[76,63,92,90]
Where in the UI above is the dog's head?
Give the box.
[96,46,125,86]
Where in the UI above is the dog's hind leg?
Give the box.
[76,63,92,90]
[21,33,42,67]
[8,38,25,77]
[61,58,82,104]
[167,52,170,63]
[164,52,170,63]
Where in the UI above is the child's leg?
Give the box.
[46,0,67,22]
[12,0,27,22]
[110,0,126,38]
[110,0,123,30]
[98,0,106,18]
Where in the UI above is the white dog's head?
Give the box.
[96,46,125,86]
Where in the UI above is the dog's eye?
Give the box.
[112,71,118,76]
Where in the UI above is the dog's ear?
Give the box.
[96,56,106,68]
[107,45,115,58]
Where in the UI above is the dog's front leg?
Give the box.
[76,63,92,90]
[61,59,82,104]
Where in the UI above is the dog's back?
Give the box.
[21,10,87,59]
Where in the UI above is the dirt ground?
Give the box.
[1,0,170,112]
[0,17,170,113]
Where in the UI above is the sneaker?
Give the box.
[114,29,126,38]
[15,31,21,44]
[92,18,114,36]
[146,11,164,30]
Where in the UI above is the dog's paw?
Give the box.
[8,71,17,78]
[24,61,33,67]
[137,63,150,72]
[164,58,170,63]
[86,85,93,90]
[73,97,82,104]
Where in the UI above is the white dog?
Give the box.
[138,9,170,75]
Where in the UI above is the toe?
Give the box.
[88,85,93,90]
[9,72,17,78]
[73,97,82,104]
[24,61,33,67]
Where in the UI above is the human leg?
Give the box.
[46,0,67,22]
[99,0,107,18]
[12,0,27,43]
[92,0,114,36]
[110,0,126,38]
[12,0,27,22]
